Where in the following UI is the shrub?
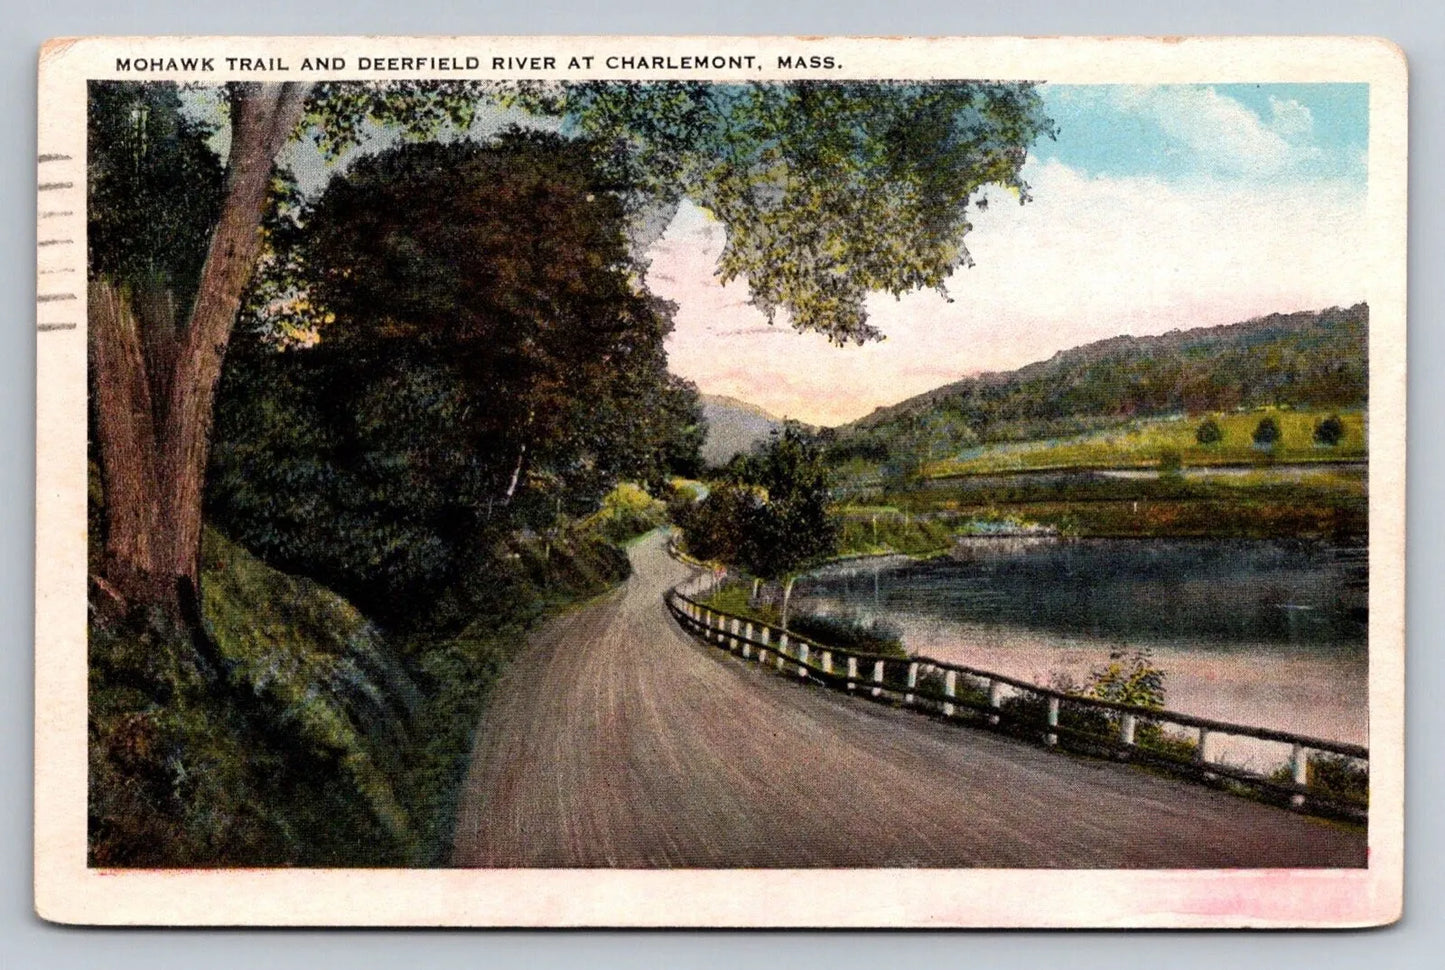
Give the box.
[1269,752,1369,805]
[1252,416,1282,448]
[1195,417,1223,445]
[580,482,667,544]
[1313,414,1345,447]
[1157,448,1183,477]
[1085,648,1166,710]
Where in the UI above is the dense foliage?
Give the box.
[508,81,1054,344]
[87,82,225,309]
[679,424,840,622]
[209,133,703,629]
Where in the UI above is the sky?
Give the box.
[652,83,1370,426]
[185,82,1371,428]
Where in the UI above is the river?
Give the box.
[791,537,1368,769]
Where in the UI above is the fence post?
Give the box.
[988,679,1003,726]
[777,633,788,672]
[797,642,810,679]
[753,625,766,661]
[1290,743,1309,809]
[1046,696,1060,746]
[730,617,740,652]
[905,662,919,706]
[1196,727,1216,781]
[871,660,884,698]
[847,656,858,692]
[1120,713,1137,748]
[742,622,753,656]
[944,670,957,716]
[822,650,833,678]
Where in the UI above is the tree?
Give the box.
[1313,414,1345,447]
[1252,416,1282,448]
[91,82,313,614]
[208,133,700,623]
[301,133,688,514]
[1195,417,1223,445]
[705,423,840,628]
[89,79,1053,617]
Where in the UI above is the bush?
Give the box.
[580,482,666,544]
[1313,414,1346,447]
[1195,417,1223,445]
[1157,448,1183,477]
[1085,648,1166,709]
[1269,752,1369,806]
[1252,415,1282,448]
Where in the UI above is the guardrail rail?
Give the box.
[664,567,1368,823]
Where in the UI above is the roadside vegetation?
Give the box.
[90,501,652,867]
[89,76,1057,867]
[87,87,702,866]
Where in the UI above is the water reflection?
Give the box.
[793,538,1368,756]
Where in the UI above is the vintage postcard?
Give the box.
[35,35,1406,926]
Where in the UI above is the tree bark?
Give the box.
[92,81,312,613]
[156,82,311,598]
[89,282,164,602]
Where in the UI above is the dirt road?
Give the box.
[451,531,1365,868]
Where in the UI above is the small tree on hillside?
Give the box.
[1195,417,1223,445]
[1313,414,1345,447]
[1252,416,1282,448]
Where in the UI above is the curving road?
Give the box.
[451,530,1365,868]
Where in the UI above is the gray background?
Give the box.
[4,1,1439,966]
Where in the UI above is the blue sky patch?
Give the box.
[1037,83,1368,186]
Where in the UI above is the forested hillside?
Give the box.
[829,305,1367,474]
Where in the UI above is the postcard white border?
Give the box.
[35,34,1407,927]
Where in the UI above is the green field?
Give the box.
[924,409,1366,478]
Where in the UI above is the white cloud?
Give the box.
[655,160,1368,426]
[1269,96,1314,138]
[1109,86,1318,178]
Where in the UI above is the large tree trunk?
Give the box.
[92,81,311,614]
[89,283,164,602]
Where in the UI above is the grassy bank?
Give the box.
[849,466,1367,541]
[90,517,638,867]
[833,507,1055,556]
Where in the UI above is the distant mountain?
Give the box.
[699,394,784,466]
[832,304,1368,464]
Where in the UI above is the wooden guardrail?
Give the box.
[664,572,1369,822]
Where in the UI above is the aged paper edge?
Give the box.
[34,34,1408,928]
